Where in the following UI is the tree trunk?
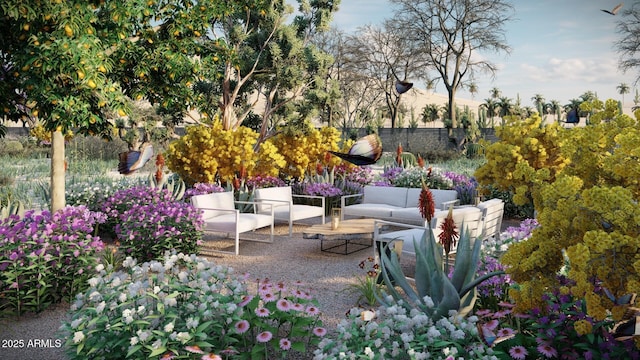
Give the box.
[51,129,66,212]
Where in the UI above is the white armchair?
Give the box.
[253,186,325,236]
[190,192,274,255]
[477,198,505,241]
[373,206,484,259]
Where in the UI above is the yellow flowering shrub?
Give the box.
[166,121,285,184]
[499,106,640,319]
[474,114,570,209]
[270,125,345,179]
[30,122,73,143]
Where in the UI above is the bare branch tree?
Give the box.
[391,0,513,136]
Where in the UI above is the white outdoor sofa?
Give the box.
[340,185,459,225]
[253,186,325,236]
[190,191,274,255]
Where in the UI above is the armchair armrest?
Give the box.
[236,200,274,216]
[440,199,460,210]
[340,193,364,219]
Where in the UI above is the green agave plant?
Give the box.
[377,226,503,320]
[0,199,24,219]
[148,172,186,201]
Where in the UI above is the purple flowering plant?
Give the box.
[183,182,226,202]
[0,206,105,315]
[245,175,286,190]
[108,186,204,262]
[478,276,640,360]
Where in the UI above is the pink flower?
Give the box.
[256,331,273,343]
[509,345,528,360]
[185,345,204,354]
[238,295,253,307]
[497,328,515,337]
[201,354,222,360]
[475,309,492,317]
[536,343,558,358]
[484,319,499,331]
[291,303,304,311]
[279,338,291,350]
[160,353,175,360]
[255,307,270,317]
[305,306,320,316]
[312,327,327,337]
[276,299,291,311]
[275,282,287,292]
[234,320,250,334]
[261,292,276,303]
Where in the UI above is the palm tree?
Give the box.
[498,96,514,123]
[545,100,562,121]
[617,83,630,104]
[421,103,441,127]
[531,94,545,114]
[490,87,501,99]
[468,82,478,100]
[480,98,499,127]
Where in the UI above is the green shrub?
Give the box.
[0,140,24,156]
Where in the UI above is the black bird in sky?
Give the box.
[329,134,382,166]
[118,142,154,175]
[395,80,413,94]
[601,2,623,15]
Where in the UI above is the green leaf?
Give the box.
[148,346,167,358]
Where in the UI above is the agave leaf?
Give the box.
[458,287,477,317]
[432,275,461,319]
[378,243,421,305]
[450,226,474,292]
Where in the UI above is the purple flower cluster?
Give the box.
[303,182,343,197]
[476,255,511,310]
[502,218,539,241]
[0,206,105,315]
[335,165,374,186]
[184,183,226,202]
[443,172,478,205]
[246,175,286,190]
[109,187,204,262]
[380,166,404,184]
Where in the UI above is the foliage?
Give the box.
[166,121,285,185]
[61,252,327,360]
[378,226,502,320]
[30,123,73,145]
[66,177,145,214]
[501,108,640,317]
[239,278,327,359]
[443,171,478,205]
[270,125,345,180]
[0,140,24,156]
[346,257,382,306]
[474,114,570,209]
[104,186,203,262]
[391,166,454,189]
[478,277,640,360]
[0,206,105,316]
[245,176,287,190]
[183,183,226,203]
[314,302,496,359]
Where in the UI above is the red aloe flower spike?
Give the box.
[396,143,403,166]
[324,151,332,164]
[155,154,165,183]
[419,179,435,222]
[427,166,432,177]
[316,162,324,175]
[438,206,459,256]
[417,154,425,168]
[239,165,247,180]
[232,177,241,191]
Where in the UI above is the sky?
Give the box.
[324,0,636,107]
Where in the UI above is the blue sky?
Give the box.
[326,0,635,107]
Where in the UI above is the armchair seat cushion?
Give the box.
[281,204,325,222]
[203,213,273,233]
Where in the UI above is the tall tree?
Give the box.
[617,82,630,103]
[345,22,427,128]
[480,98,499,127]
[615,3,640,85]
[391,0,513,134]
[468,81,479,100]
[490,87,501,99]
[0,0,230,211]
[545,100,562,121]
[498,96,514,123]
[531,93,545,114]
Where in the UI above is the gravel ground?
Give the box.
[0,217,520,359]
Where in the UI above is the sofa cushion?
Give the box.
[390,207,425,224]
[191,192,235,219]
[405,188,458,209]
[363,186,408,207]
[342,203,401,218]
[274,204,325,221]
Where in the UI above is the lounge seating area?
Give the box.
[253,186,326,237]
[340,185,460,225]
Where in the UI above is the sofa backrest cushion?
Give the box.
[363,186,407,207]
[405,188,458,209]
[253,186,292,212]
[190,192,235,219]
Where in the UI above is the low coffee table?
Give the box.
[302,218,376,255]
